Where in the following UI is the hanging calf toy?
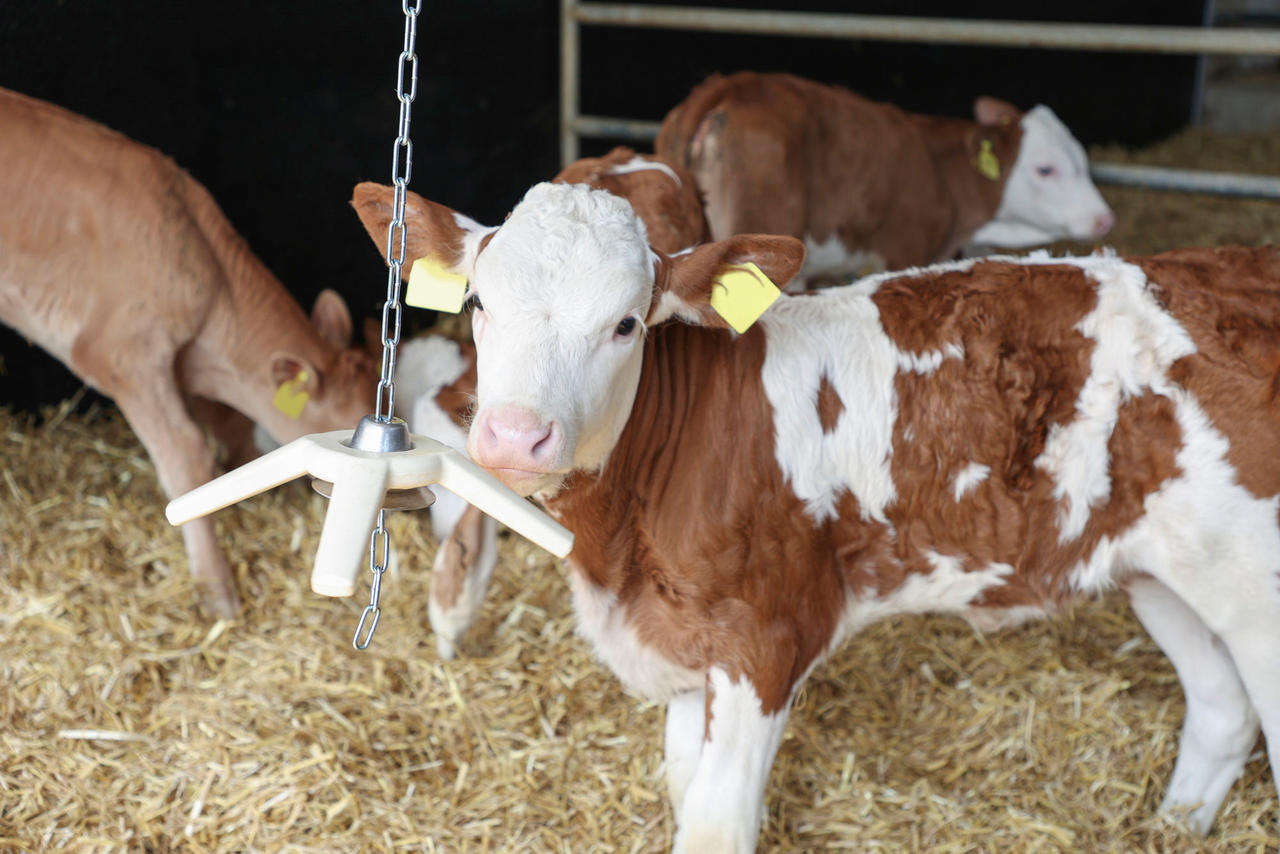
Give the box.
[163,1,572,652]
[348,147,708,658]
[0,86,378,616]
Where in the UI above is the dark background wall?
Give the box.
[1,0,1203,412]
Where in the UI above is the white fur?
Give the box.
[665,690,706,809]
[569,570,703,701]
[604,155,683,187]
[833,557,1017,648]
[759,292,900,523]
[672,668,789,854]
[797,234,884,290]
[952,462,990,501]
[450,213,499,281]
[896,342,964,376]
[1034,257,1196,542]
[968,105,1113,249]
[465,184,655,493]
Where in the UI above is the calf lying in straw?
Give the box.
[358,177,1279,851]
[352,147,707,659]
[657,71,1114,286]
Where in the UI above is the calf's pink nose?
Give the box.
[472,405,562,471]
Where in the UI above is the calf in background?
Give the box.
[657,71,1114,287]
[351,147,707,658]
[0,87,377,616]
[379,178,1278,852]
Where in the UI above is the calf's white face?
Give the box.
[467,184,656,496]
[350,180,806,498]
[974,105,1114,248]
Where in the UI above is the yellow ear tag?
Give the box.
[976,139,1001,181]
[406,255,469,313]
[273,369,310,419]
[709,261,781,334]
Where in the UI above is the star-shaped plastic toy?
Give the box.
[166,416,573,598]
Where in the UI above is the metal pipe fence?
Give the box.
[561,0,1280,199]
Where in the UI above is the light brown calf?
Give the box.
[657,72,1114,285]
[0,87,377,615]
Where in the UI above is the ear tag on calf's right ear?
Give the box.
[406,255,469,313]
[975,140,1001,181]
[273,369,310,419]
[710,262,781,334]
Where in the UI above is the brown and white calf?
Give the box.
[0,87,378,615]
[350,147,707,658]
[657,71,1115,286]
[378,180,1278,851]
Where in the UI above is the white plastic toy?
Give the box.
[164,416,573,599]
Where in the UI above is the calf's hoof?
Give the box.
[196,577,243,618]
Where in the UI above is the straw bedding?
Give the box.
[2,129,1280,852]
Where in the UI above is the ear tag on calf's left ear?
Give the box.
[976,140,1001,181]
[710,262,782,334]
[273,369,310,419]
[406,255,469,313]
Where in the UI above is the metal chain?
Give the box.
[373,0,422,425]
[354,0,422,650]
[353,510,390,649]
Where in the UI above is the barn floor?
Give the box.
[3,130,1280,852]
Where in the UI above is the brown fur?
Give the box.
[431,504,487,611]
[553,147,709,254]
[546,324,843,713]
[656,72,1022,270]
[816,375,843,434]
[1139,246,1280,500]
[549,247,1280,714]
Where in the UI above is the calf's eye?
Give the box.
[615,316,637,337]
[468,292,484,312]
[1035,165,1057,177]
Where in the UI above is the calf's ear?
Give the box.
[310,289,354,349]
[350,182,495,282]
[649,234,805,329]
[974,96,1022,127]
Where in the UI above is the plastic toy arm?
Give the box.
[437,449,574,558]
[165,438,312,525]
[310,461,390,597]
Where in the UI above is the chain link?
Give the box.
[373,0,420,425]
[353,511,390,649]
[355,0,420,650]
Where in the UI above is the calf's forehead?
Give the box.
[473,183,657,322]
[1022,105,1087,167]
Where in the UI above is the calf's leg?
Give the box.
[671,668,790,854]
[114,378,243,617]
[1127,575,1260,834]
[427,493,497,659]
[185,396,260,470]
[665,688,707,809]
